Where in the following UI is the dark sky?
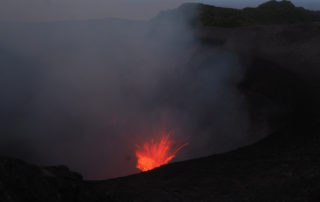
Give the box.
[0,0,319,22]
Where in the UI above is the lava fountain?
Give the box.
[136,132,188,172]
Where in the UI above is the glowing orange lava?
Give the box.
[136,133,188,172]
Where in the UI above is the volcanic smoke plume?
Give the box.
[0,6,253,179]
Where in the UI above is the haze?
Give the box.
[0,0,319,22]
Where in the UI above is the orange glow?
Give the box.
[136,133,188,172]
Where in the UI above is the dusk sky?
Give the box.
[0,0,319,22]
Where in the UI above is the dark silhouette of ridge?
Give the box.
[154,0,320,27]
[258,0,296,9]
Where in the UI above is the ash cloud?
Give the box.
[0,7,252,179]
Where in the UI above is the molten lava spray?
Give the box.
[136,133,188,172]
